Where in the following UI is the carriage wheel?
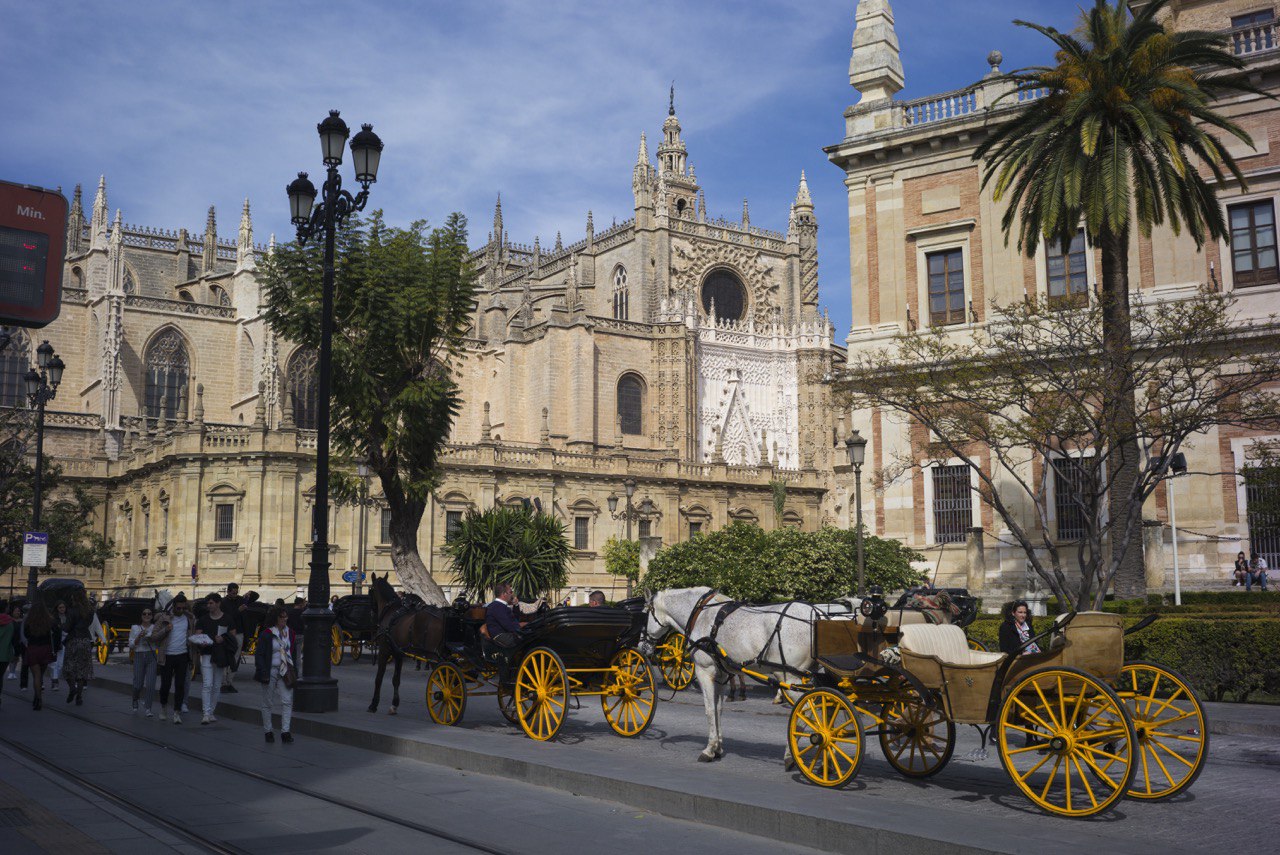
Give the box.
[350,639,363,662]
[1112,661,1208,800]
[95,641,109,665]
[967,637,988,652]
[497,680,519,724]
[879,694,955,778]
[997,666,1136,817]
[515,648,568,741]
[788,688,864,788]
[601,648,657,737]
[329,625,343,666]
[656,632,694,691]
[425,662,467,726]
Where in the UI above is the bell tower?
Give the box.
[654,86,700,219]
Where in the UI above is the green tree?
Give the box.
[261,212,477,605]
[446,504,571,602]
[602,536,640,589]
[974,0,1261,597]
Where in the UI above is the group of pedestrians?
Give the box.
[1,595,98,711]
[1232,551,1270,591]
[2,583,300,744]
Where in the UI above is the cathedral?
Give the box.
[5,98,841,600]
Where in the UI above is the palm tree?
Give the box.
[447,503,571,602]
[974,0,1261,597]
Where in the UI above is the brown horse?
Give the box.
[367,573,447,714]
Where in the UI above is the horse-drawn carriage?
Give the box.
[330,594,375,665]
[648,585,1206,819]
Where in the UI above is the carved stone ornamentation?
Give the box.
[669,238,780,321]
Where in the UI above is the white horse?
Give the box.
[646,587,820,763]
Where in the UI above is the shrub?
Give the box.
[639,523,926,602]
[446,505,570,601]
[602,537,640,586]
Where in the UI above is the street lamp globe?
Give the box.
[287,173,318,225]
[350,124,384,185]
[845,430,867,468]
[356,461,370,479]
[624,478,636,499]
[607,494,619,514]
[24,368,40,400]
[317,110,350,166]
[47,354,64,387]
[36,340,53,369]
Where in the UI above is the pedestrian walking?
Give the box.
[0,602,14,710]
[195,593,236,724]
[221,583,244,693]
[50,601,70,691]
[255,605,296,743]
[129,606,160,716]
[156,593,195,723]
[7,603,26,688]
[20,601,60,711]
[61,594,96,706]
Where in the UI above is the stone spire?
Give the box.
[637,131,650,167]
[531,236,541,275]
[656,93,688,177]
[480,401,493,442]
[236,198,255,272]
[564,252,580,311]
[585,210,594,251]
[492,194,504,246]
[90,176,109,251]
[741,199,750,230]
[540,407,551,447]
[850,0,905,103]
[794,171,813,210]
[67,184,83,255]
[554,231,563,253]
[202,206,217,273]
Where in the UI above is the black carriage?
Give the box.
[97,595,158,661]
[331,594,375,665]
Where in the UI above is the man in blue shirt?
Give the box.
[485,584,524,648]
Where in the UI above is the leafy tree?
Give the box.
[639,521,925,602]
[840,291,1280,609]
[602,536,640,588]
[974,0,1261,596]
[446,504,571,602]
[0,408,112,587]
[262,212,477,605]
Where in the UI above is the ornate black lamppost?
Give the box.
[25,340,65,599]
[285,110,383,712]
[845,430,868,597]
[607,478,643,597]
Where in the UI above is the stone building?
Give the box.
[3,99,839,600]
[828,0,1280,602]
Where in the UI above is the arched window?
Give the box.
[0,328,31,408]
[211,285,231,307]
[287,348,319,430]
[178,290,194,302]
[122,266,136,295]
[612,265,628,320]
[617,373,644,435]
[701,268,746,323]
[143,328,189,419]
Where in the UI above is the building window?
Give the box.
[380,508,392,544]
[122,267,136,295]
[617,374,644,435]
[143,328,189,420]
[638,519,651,539]
[927,249,966,326]
[0,328,30,408]
[1229,201,1279,287]
[1047,230,1088,307]
[1053,457,1088,541]
[214,503,235,542]
[1244,464,1280,568]
[931,464,971,544]
[574,517,590,550]
[286,348,319,430]
[142,504,150,547]
[688,521,702,538]
[445,510,463,543]
[211,285,231,307]
[160,502,169,545]
[701,269,746,323]
[1232,11,1275,53]
[612,265,629,320]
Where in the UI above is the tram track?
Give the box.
[0,689,515,855]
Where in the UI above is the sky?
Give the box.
[2,0,1081,341]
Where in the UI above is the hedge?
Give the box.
[966,616,1280,702]
[639,523,925,603]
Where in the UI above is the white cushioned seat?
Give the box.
[900,624,1006,668]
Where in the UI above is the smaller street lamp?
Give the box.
[607,478,642,597]
[845,430,868,597]
[355,461,372,596]
[1167,451,1187,606]
[25,340,65,599]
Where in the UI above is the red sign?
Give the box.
[0,180,66,328]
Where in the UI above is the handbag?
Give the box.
[283,663,297,689]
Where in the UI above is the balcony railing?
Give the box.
[1231,21,1277,56]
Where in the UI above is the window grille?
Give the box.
[638,519,651,539]
[688,521,702,538]
[927,249,965,326]
[445,510,463,543]
[574,517,589,550]
[1229,201,1279,287]
[214,503,235,541]
[287,348,319,430]
[0,328,30,407]
[618,375,643,435]
[380,509,392,544]
[144,329,189,420]
[1053,457,1089,541]
[931,464,971,543]
[1246,466,1280,569]
[1047,229,1088,306]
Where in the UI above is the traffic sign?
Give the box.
[341,570,366,584]
[23,531,48,567]
[0,181,66,328]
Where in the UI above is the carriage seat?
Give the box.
[899,624,1005,668]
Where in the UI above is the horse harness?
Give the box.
[375,597,436,658]
[684,590,810,680]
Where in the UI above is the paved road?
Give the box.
[0,682,828,855]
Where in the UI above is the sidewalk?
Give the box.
[1203,700,1280,737]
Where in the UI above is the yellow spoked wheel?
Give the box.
[656,632,695,690]
[95,641,109,665]
[329,625,343,666]
[879,696,955,778]
[601,648,657,737]
[967,637,988,652]
[788,688,865,788]
[350,639,363,662]
[425,662,467,726]
[997,666,1137,818]
[515,647,568,741]
[1113,661,1208,800]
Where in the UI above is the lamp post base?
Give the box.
[294,606,339,713]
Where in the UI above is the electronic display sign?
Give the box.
[0,180,66,328]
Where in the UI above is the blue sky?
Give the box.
[2,0,1079,340]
